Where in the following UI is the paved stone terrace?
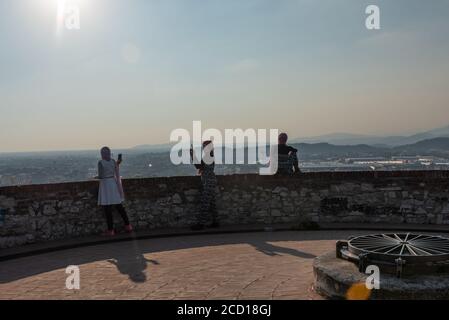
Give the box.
[4,230,445,300]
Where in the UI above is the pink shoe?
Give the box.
[125,225,133,233]
[103,230,115,237]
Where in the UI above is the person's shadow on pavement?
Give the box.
[250,241,316,259]
[107,243,159,283]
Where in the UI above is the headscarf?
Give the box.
[278,133,288,145]
[202,140,214,158]
[202,140,213,148]
[100,146,112,161]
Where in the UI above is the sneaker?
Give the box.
[103,230,115,236]
[190,224,205,231]
[125,225,133,233]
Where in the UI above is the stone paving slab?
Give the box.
[1,230,447,300]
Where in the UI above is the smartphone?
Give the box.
[118,154,123,162]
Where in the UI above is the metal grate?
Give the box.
[337,233,449,278]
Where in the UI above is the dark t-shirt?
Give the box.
[276,144,298,175]
[278,144,298,155]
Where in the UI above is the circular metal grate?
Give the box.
[337,233,449,277]
[349,233,449,263]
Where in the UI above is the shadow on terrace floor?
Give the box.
[0,229,436,284]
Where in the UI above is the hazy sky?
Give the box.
[1,0,449,152]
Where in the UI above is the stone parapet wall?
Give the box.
[1,171,449,248]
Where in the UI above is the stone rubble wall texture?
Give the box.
[0,171,449,249]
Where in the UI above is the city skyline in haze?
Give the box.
[1,0,449,152]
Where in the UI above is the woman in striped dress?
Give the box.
[190,141,219,230]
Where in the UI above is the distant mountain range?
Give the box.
[393,137,449,155]
[289,137,449,159]
[130,125,449,158]
[131,137,449,160]
[292,125,449,147]
[132,125,449,151]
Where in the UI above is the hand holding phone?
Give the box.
[117,154,123,164]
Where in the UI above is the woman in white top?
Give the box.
[98,146,132,236]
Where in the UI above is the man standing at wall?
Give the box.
[276,133,301,175]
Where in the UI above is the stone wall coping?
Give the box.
[1,170,448,194]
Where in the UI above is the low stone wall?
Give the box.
[1,171,449,249]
